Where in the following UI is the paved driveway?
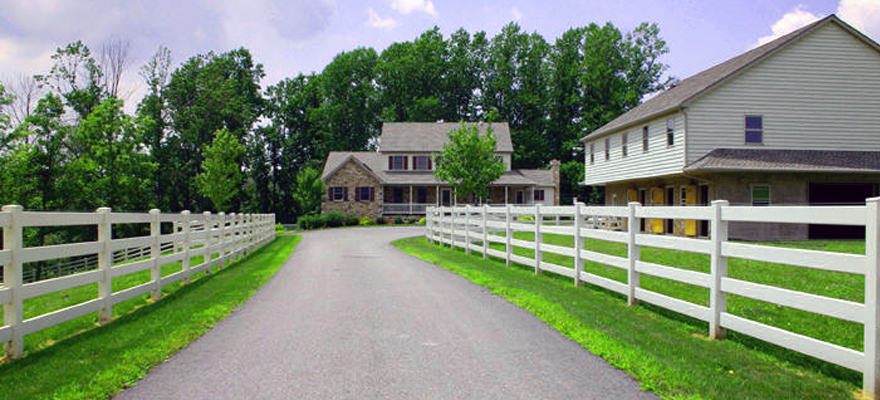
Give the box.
[116,226,654,399]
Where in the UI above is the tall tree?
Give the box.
[137,45,174,210]
[292,167,324,217]
[313,47,380,152]
[433,123,506,202]
[196,129,245,212]
[34,41,104,120]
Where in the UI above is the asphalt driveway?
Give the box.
[116,226,654,399]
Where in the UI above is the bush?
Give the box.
[325,211,345,227]
[376,217,386,225]
[275,223,285,232]
[344,215,359,226]
[519,215,534,221]
[418,217,426,225]
[359,216,374,226]
[393,216,404,225]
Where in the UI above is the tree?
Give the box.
[292,167,324,217]
[433,123,506,202]
[196,129,245,212]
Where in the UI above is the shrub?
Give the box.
[393,216,404,225]
[519,215,534,221]
[275,223,285,232]
[344,215,359,226]
[299,214,327,230]
[376,217,386,225]
[418,217,426,225]
[359,216,374,226]
[325,211,345,227]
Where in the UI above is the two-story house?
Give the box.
[321,122,560,220]
[581,15,880,240]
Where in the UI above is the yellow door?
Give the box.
[652,188,664,233]
[628,189,637,204]
[685,185,697,236]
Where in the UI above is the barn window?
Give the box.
[751,185,771,206]
[745,115,763,144]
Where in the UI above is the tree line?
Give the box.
[0,21,671,223]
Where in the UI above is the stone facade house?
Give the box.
[580,15,880,240]
[322,122,560,221]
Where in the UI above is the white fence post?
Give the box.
[709,200,730,339]
[426,207,433,243]
[626,202,640,306]
[505,204,512,266]
[203,211,213,274]
[534,204,542,275]
[482,205,489,260]
[465,205,471,255]
[574,202,583,287]
[2,205,23,358]
[150,209,161,301]
[864,197,880,397]
[451,208,458,250]
[97,207,113,324]
[218,212,227,268]
[181,210,191,283]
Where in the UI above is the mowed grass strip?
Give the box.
[394,236,859,400]
[0,235,300,400]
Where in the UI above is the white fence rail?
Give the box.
[426,199,880,397]
[0,205,276,358]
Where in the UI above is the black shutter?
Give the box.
[343,187,348,201]
[327,188,333,201]
[388,156,393,170]
[404,156,408,170]
[370,187,375,201]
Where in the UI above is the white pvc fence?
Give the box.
[0,205,276,358]
[426,198,880,397]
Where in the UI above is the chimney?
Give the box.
[549,159,561,206]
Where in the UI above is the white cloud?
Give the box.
[367,8,401,29]
[756,5,820,46]
[838,0,880,41]
[389,0,437,16]
[511,7,523,22]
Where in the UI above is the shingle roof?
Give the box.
[380,122,514,153]
[321,151,552,185]
[582,15,843,141]
[684,149,880,173]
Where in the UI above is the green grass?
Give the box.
[0,235,300,400]
[395,236,862,400]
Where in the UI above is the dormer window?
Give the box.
[745,115,763,144]
[413,155,431,170]
[389,155,407,170]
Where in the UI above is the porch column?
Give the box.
[505,186,509,204]
[454,188,458,206]
[436,185,440,206]
[410,186,414,214]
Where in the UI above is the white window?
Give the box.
[751,185,770,206]
[642,126,649,152]
[680,187,687,207]
[622,133,628,157]
[357,186,373,201]
[666,118,675,146]
[413,155,431,170]
[331,186,345,202]
[390,155,407,170]
[745,115,763,144]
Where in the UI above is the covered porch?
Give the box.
[382,184,539,215]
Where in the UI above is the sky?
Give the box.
[0,0,878,111]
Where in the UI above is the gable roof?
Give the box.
[321,151,552,186]
[581,15,879,141]
[380,122,514,153]
[684,149,880,173]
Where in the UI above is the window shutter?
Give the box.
[327,188,333,201]
[370,187,375,201]
[388,156,393,170]
[404,156,408,170]
[427,157,432,170]
[343,187,348,201]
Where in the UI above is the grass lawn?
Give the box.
[394,236,862,400]
[0,235,300,400]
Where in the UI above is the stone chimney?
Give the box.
[549,159,561,205]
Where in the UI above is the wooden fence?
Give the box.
[426,198,880,397]
[0,206,276,358]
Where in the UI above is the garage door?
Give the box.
[808,182,879,239]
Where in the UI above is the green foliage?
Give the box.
[417,217,426,225]
[292,167,325,217]
[375,217,386,225]
[519,215,534,221]
[196,129,245,212]
[359,216,374,226]
[275,223,286,232]
[393,215,404,225]
[297,214,325,230]
[324,210,345,227]
[433,123,506,201]
[344,214,359,226]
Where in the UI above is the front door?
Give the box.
[515,190,524,204]
[441,189,451,207]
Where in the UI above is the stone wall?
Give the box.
[322,160,383,220]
